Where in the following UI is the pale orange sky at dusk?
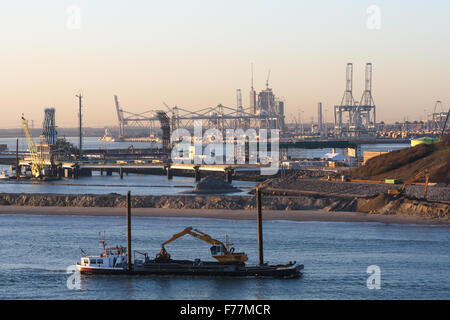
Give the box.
[1,1,449,128]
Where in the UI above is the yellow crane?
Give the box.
[21,115,45,178]
[156,226,248,263]
[387,169,430,199]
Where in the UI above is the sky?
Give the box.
[0,0,449,128]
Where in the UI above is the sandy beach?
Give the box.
[0,205,448,225]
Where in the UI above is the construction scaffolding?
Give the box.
[166,102,284,132]
[42,108,57,145]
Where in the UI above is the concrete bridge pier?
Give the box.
[166,166,173,180]
[225,168,233,184]
[120,167,124,179]
[194,167,201,182]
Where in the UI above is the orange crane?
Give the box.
[387,169,430,199]
[156,227,248,263]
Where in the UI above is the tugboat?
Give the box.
[0,170,9,180]
[76,233,129,274]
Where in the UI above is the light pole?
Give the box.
[76,93,83,161]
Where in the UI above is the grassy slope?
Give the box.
[348,134,450,183]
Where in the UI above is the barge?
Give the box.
[76,229,303,278]
[76,190,304,279]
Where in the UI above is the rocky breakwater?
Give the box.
[0,192,334,211]
[0,191,447,220]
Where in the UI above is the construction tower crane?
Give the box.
[156,226,248,263]
[21,114,45,178]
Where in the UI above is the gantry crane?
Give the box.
[156,227,248,263]
[21,114,45,178]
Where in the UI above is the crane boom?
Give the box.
[21,115,45,178]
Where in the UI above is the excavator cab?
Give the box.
[210,245,223,256]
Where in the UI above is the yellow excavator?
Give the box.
[156,227,248,263]
[387,169,430,199]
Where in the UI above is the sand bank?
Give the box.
[0,205,448,225]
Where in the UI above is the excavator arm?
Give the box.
[161,226,227,252]
[156,226,248,263]
[161,227,194,248]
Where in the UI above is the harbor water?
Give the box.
[0,214,448,300]
[0,171,256,196]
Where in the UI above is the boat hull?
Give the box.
[76,260,303,278]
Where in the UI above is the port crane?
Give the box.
[21,115,45,178]
[438,108,450,142]
[156,227,248,263]
[388,169,430,199]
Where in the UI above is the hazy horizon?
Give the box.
[1,0,449,128]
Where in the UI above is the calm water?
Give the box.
[0,136,158,151]
[0,170,256,196]
[0,214,448,300]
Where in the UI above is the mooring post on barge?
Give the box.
[126,190,132,271]
[256,188,264,265]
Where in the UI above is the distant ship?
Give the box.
[0,170,9,180]
[98,128,116,142]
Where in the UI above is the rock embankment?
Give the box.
[261,175,450,202]
[0,192,333,210]
[0,192,448,220]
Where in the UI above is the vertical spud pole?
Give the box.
[126,191,132,271]
[256,188,264,265]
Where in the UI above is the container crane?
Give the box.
[21,114,45,178]
[156,226,248,263]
